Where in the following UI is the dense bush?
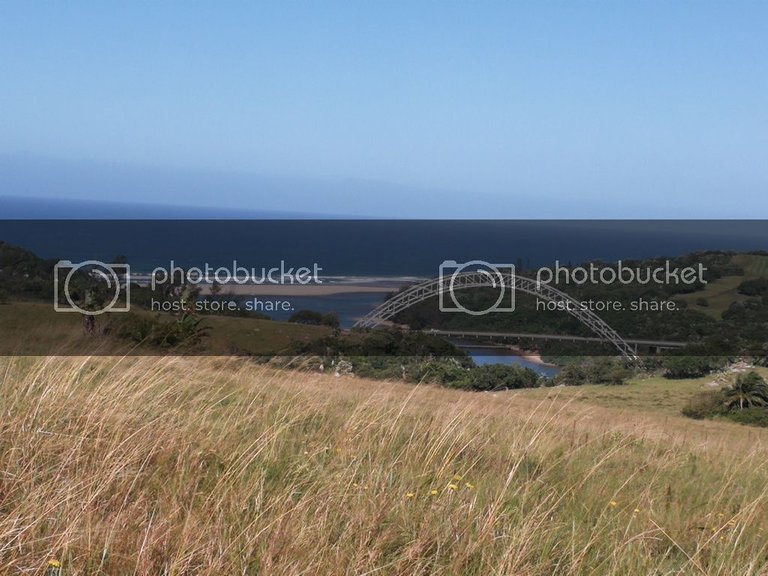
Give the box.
[408,358,474,388]
[468,364,540,391]
[737,277,768,296]
[0,242,57,300]
[291,327,467,359]
[555,358,631,386]
[723,407,768,428]
[663,356,721,379]
[288,310,340,328]
[114,313,210,349]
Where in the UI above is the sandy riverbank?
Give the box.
[508,345,550,366]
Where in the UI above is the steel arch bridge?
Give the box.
[353,271,638,360]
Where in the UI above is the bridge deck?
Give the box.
[423,329,687,348]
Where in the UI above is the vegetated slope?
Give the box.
[0,356,767,575]
[675,254,768,318]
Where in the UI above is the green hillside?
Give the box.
[675,254,768,318]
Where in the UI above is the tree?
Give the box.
[663,356,714,379]
[469,364,539,391]
[725,371,768,411]
[738,277,768,297]
[557,364,587,386]
[288,310,339,328]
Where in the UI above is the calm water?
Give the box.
[467,346,560,377]
[3,218,767,277]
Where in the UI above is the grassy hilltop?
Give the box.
[675,254,768,318]
[1,356,767,575]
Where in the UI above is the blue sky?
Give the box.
[1,1,767,217]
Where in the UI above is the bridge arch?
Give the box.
[353,271,637,360]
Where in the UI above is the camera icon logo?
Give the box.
[438,260,515,315]
[53,260,131,315]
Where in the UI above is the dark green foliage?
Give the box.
[291,327,466,358]
[723,407,768,427]
[557,363,588,386]
[737,277,768,296]
[114,313,210,349]
[0,242,57,300]
[663,356,723,379]
[554,358,631,385]
[407,358,474,388]
[467,364,540,391]
[288,309,340,328]
[352,357,542,391]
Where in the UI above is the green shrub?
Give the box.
[288,310,340,328]
[114,313,209,349]
[663,356,716,379]
[738,277,768,296]
[722,407,768,427]
[555,358,631,386]
[469,364,540,391]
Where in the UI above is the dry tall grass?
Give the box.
[1,356,767,575]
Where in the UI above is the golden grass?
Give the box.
[1,356,767,575]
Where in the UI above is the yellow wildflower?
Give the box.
[609,500,618,508]
[448,483,459,491]
[465,482,475,490]
[430,489,438,496]
[405,492,415,499]
[48,560,61,568]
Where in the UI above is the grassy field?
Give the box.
[515,370,768,417]
[733,254,768,278]
[675,254,768,319]
[0,301,330,355]
[1,356,767,575]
